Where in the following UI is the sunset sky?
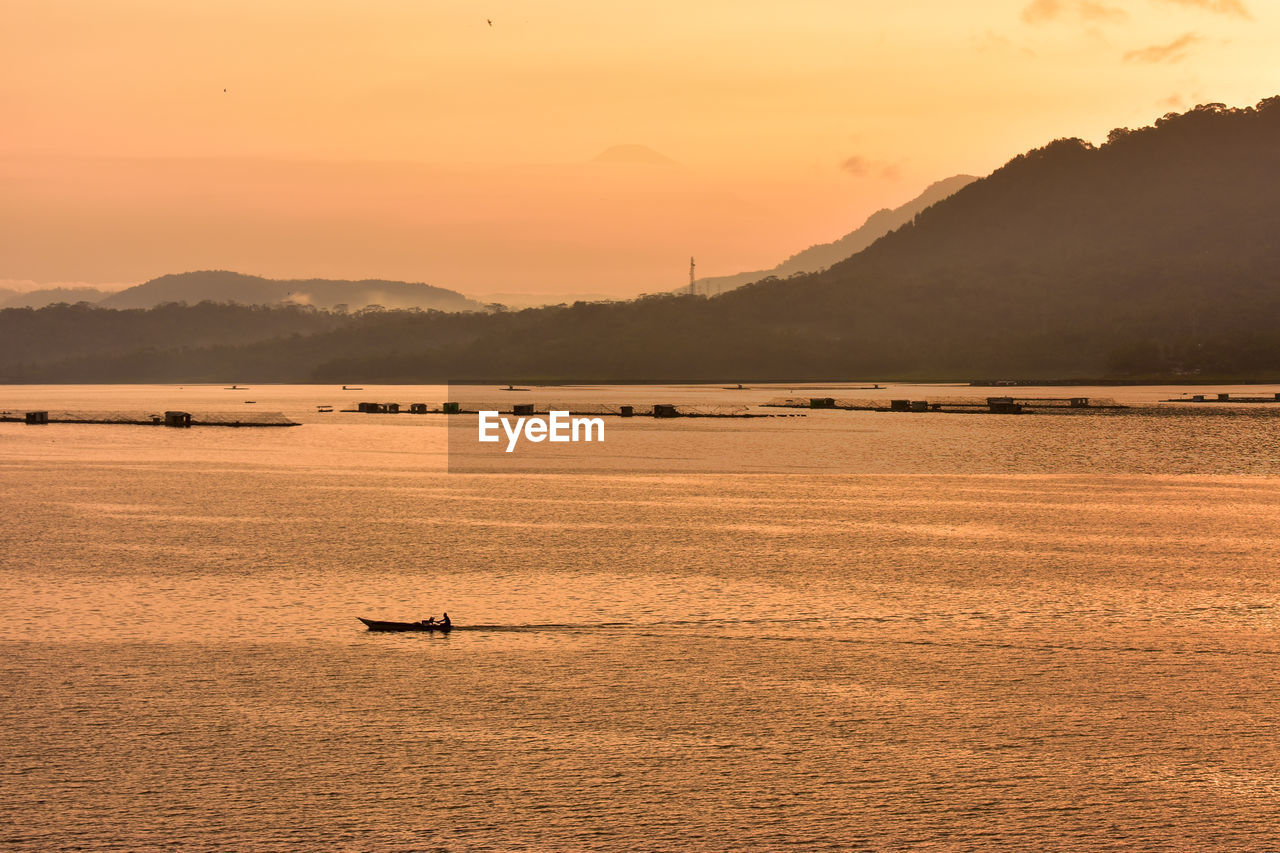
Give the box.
[3,0,1277,299]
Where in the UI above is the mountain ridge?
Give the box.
[688,174,976,296]
[6,98,1280,381]
[0,287,110,309]
[97,270,485,312]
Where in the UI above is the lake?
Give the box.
[3,383,1280,850]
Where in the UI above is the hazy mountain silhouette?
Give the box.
[9,99,1280,382]
[97,271,484,312]
[695,98,1280,378]
[0,287,110,308]
[688,174,976,296]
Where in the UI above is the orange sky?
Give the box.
[3,0,1277,298]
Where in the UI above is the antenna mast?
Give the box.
[689,256,696,295]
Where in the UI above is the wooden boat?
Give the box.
[359,617,452,632]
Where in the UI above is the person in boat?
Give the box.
[440,612,451,628]
[420,616,436,627]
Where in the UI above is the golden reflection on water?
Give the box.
[3,385,1280,849]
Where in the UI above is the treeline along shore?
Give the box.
[6,296,1280,384]
[5,100,1280,384]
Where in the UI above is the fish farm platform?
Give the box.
[1162,393,1280,403]
[338,402,803,418]
[2,410,299,427]
[762,396,1127,414]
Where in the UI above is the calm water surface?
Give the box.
[3,384,1280,850]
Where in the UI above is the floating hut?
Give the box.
[2,410,298,427]
[763,396,1125,414]
[1163,392,1280,403]
[339,400,795,418]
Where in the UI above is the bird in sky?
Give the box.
[486,18,493,26]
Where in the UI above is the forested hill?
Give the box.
[712,98,1280,377]
[5,99,1280,383]
[688,174,976,297]
[99,271,484,312]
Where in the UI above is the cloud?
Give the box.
[839,156,900,180]
[879,162,903,181]
[1022,0,1127,24]
[1022,0,1064,23]
[840,156,872,176]
[1153,0,1251,18]
[1123,32,1203,62]
[1024,0,1247,22]
[1078,1,1129,22]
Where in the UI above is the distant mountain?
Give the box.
[97,270,485,312]
[0,287,109,308]
[700,99,1280,378]
[688,175,976,296]
[291,97,1280,380]
[10,99,1280,383]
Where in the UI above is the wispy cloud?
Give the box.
[1154,0,1251,18]
[840,156,873,177]
[1078,1,1129,22]
[1022,0,1063,23]
[1022,0,1127,24]
[839,156,900,180]
[1123,32,1203,62]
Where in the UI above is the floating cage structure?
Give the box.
[342,401,794,418]
[1163,393,1280,404]
[0,409,299,427]
[762,396,1126,414]
[458,401,761,418]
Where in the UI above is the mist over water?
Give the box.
[4,385,1280,850]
